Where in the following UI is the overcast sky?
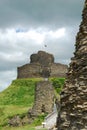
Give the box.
[0,0,84,91]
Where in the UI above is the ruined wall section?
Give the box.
[17,63,67,78]
[57,0,87,129]
[17,51,68,79]
[50,63,68,77]
[17,63,41,78]
[31,81,54,116]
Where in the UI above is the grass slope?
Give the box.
[0,78,38,106]
[0,78,38,127]
[0,78,65,129]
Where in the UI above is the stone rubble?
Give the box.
[57,0,87,130]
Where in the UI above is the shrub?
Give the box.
[51,78,65,94]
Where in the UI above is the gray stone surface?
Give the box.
[17,51,68,78]
[30,50,54,66]
[57,0,87,129]
[8,116,21,127]
[30,81,54,116]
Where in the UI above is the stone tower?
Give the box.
[57,0,87,130]
[17,51,68,78]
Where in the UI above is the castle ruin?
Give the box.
[17,51,68,79]
[57,0,87,129]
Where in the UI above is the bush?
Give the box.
[33,114,47,126]
[51,78,65,94]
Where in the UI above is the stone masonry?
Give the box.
[30,81,54,116]
[57,0,87,130]
[17,51,68,78]
[9,81,55,126]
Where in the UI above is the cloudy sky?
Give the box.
[0,0,84,91]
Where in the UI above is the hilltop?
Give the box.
[0,78,65,129]
[0,51,66,129]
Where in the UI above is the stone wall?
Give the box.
[9,81,55,126]
[30,50,54,66]
[17,63,41,78]
[17,51,68,78]
[57,0,87,129]
[30,81,54,116]
[50,63,68,77]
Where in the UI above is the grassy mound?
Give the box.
[0,78,40,127]
[0,78,65,129]
[0,78,40,106]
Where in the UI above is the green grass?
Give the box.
[0,125,35,130]
[0,125,47,130]
[0,78,38,106]
[0,105,30,127]
[0,78,38,127]
[51,77,65,94]
[0,77,65,129]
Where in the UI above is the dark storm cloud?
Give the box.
[0,0,84,28]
